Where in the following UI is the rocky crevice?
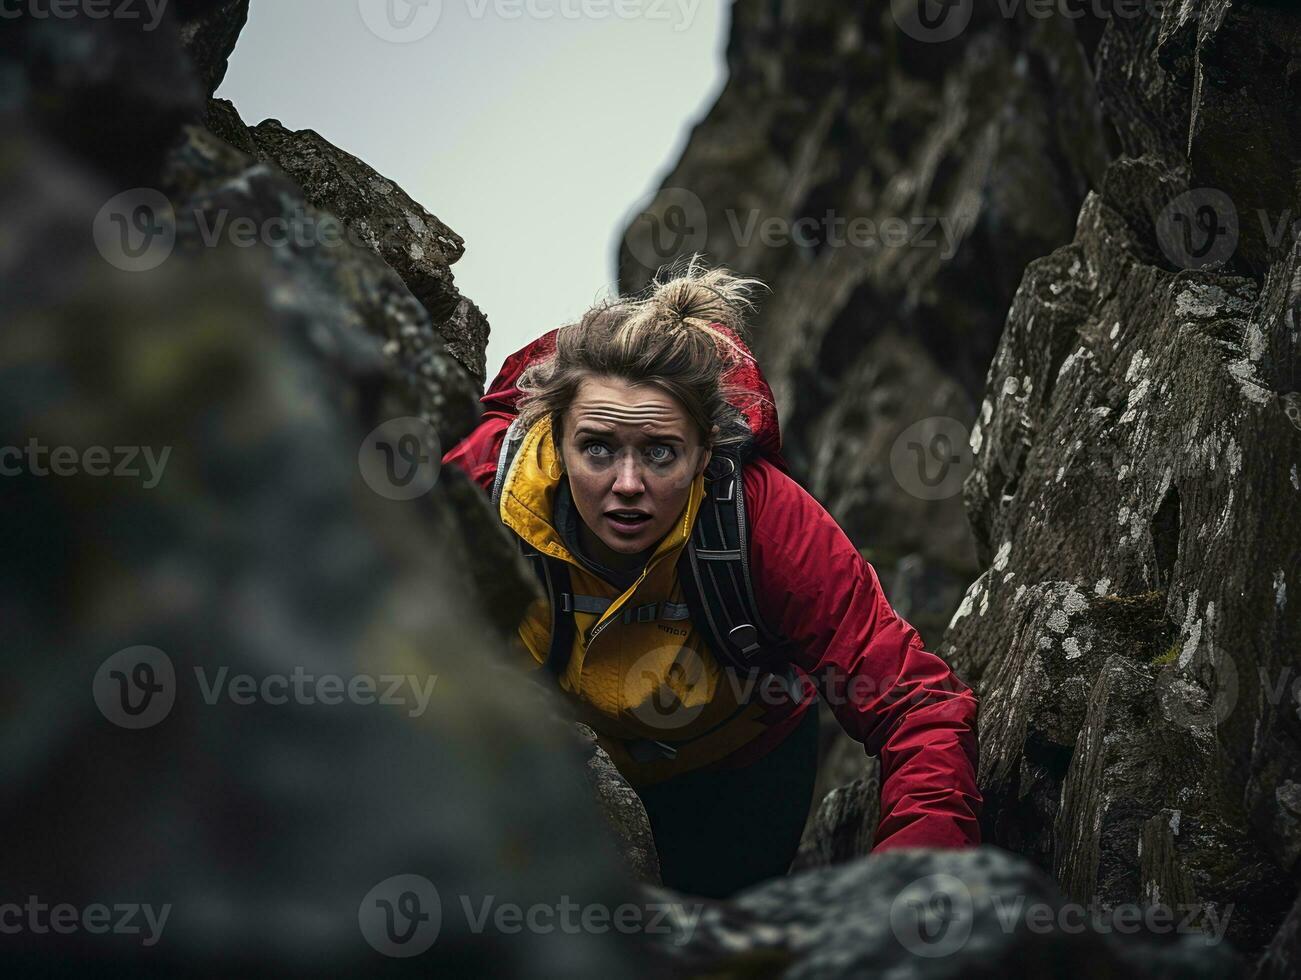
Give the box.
[5,0,1300,976]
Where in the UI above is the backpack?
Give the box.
[484,325,802,758]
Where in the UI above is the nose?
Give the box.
[611,450,645,497]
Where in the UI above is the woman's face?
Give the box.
[559,375,713,571]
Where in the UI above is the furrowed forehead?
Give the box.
[568,378,690,428]
[561,376,702,447]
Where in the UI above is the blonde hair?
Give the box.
[516,256,769,453]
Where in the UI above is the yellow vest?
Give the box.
[498,415,770,786]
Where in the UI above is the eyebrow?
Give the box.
[573,426,685,445]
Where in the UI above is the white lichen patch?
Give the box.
[993,541,1012,571]
[1125,349,1151,383]
[1276,569,1288,610]
[1245,320,1266,362]
[1047,587,1088,638]
[948,575,986,630]
[1055,347,1089,389]
[1130,509,1145,544]
[1174,281,1251,319]
[1227,358,1274,405]
[1119,377,1151,424]
[1169,810,1181,835]
[1179,591,1203,668]
[1110,321,1121,340]
[1064,636,1086,660]
[1094,578,1111,596]
[1291,463,1298,489]
[1224,435,1243,476]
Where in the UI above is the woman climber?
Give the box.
[442,258,982,898]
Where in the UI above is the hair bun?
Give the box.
[623,254,767,358]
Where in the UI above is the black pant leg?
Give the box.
[635,707,820,899]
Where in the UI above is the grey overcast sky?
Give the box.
[217,0,728,384]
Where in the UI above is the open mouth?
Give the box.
[604,510,652,534]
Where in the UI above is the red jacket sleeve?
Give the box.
[744,458,983,852]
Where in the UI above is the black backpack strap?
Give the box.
[490,417,528,509]
[679,446,792,674]
[491,418,577,679]
[519,542,576,678]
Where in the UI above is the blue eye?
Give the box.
[647,445,677,464]
[583,441,610,458]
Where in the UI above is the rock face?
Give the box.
[619,1,1112,646]
[1,8,645,977]
[176,0,251,96]
[246,117,491,386]
[645,847,1242,979]
[619,0,1301,970]
[577,725,662,886]
[942,0,1301,965]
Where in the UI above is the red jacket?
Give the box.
[442,332,983,853]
